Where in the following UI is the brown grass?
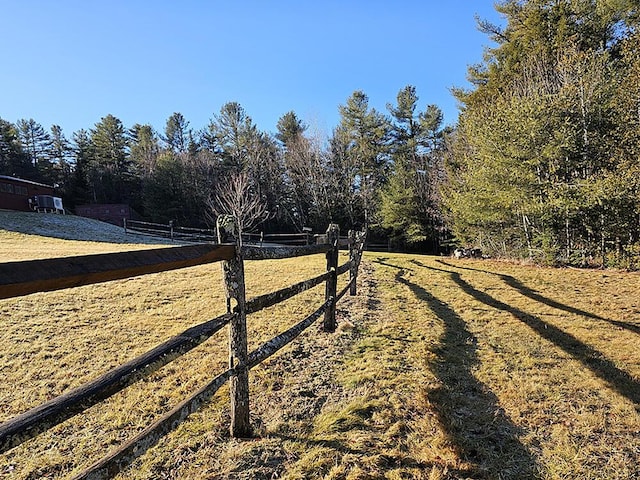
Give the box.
[1,229,639,479]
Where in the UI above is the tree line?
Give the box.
[445,0,639,268]
[0,88,446,251]
[2,0,639,268]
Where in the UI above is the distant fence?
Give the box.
[0,219,366,479]
[123,219,217,242]
[124,219,319,246]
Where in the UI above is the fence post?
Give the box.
[216,215,251,437]
[123,218,127,234]
[348,230,358,296]
[324,224,340,332]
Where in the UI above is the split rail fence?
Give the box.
[0,218,366,479]
[124,219,318,246]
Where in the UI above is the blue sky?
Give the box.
[0,1,503,139]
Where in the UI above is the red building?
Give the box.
[0,176,55,212]
[75,204,140,226]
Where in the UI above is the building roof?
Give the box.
[0,175,54,189]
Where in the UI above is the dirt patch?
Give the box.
[252,262,377,431]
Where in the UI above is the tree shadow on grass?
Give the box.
[435,259,640,336]
[415,260,640,408]
[391,267,541,479]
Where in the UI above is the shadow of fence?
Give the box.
[387,263,540,478]
[413,260,640,408]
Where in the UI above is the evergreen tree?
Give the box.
[381,86,445,249]
[129,123,159,177]
[275,111,307,146]
[335,90,391,228]
[90,114,132,203]
[164,112,190,154]
[143,152,190,223]
[445,0,638,265]
[69,129,94,207]
[203,102,254,171]
[50,125,73,193]
[16,118,53,183]
[0,118,33,178]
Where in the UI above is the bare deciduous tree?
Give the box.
[206,171,269,242]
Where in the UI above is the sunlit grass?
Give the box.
[0,230,347,478]
[364,253,640,479]
[1,232,639,479]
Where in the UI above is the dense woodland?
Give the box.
[447,0,640,268]
[1,0,639,268]
[0,91,447,251]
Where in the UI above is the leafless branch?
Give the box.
[206,171,269,238]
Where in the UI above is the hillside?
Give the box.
[0,210,175,245]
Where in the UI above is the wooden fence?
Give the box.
[0,219,366,479]
[124,219,319,246]
[123,218,217,242]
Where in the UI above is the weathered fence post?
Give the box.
[123,218,127,234]
[348,230,358,296]
[324,224,340,332]
[216,215,251,437]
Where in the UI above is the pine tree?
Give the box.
[50,125,72,194]
[143,152,189,223]
[335,90,391,228]
[382,86,445,248]
[90,114,131,203]
[69,129,94,207]
[16,118,53,183]
[164,113,190,154]
[276,111,307,147]
[203,102,254,171]
[0,118,33,178]
[130,124,159,177]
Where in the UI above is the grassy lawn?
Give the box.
[365,254,640,479]
[1,228,639,479]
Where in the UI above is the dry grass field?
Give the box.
[1,214,639,479]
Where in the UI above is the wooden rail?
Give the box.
[0,313,234,453]
[0,244,235,299]
[242,243,331,260]
[124,219,218,242]
[0,221,367,479]
[123,220,351,248]
[124,220,326,246]
[71,299,334,479]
